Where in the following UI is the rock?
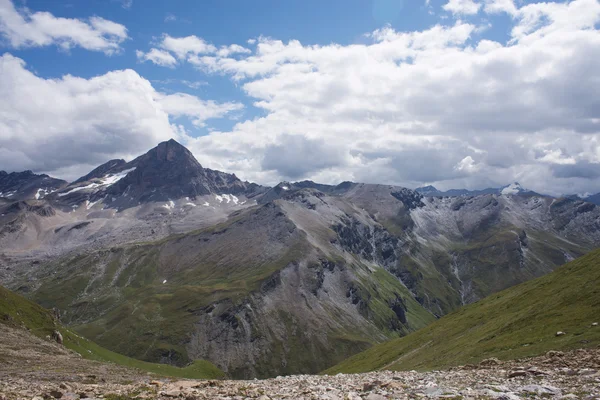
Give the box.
[362,380,382,391]
[592,322,598,326]
[578,368,597,375]
[78,393,88,399]
[161,390,181,397]
[149,380,163,387]
[51,331,63,345]
[520,385,561,396]
[507,370,528,378]
[556,331,566,336]
[365,394,387,400]
[480,358,502,367]
[49,391,63,399]
[547,350,565,358]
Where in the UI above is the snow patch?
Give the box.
[203,202,210,206]
[215,194,239,204]
[185,202,197,207]
[86,200,100,210]
[281,186,289,190]
[34,188,55,199]
[99,167,136,186]
[162,200,175,210]
[162,279,167,284]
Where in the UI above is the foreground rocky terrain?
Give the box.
[1,327,599,400]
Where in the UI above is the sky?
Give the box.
[0,0,599,196]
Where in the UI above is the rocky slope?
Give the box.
[0,284,225,379]
[327,247,600,375]
[1,140,600,379]
[1,342,599,399]
[0,170,67,201]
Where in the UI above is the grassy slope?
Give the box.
[0,285,225,379]
[325,247,600,374]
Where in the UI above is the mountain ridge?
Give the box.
[1,139,600,378]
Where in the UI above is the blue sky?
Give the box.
[8,0,514,135]
[1,0,600,196]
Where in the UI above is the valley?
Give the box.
[1,140,599,379]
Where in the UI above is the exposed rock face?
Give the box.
[0,170,67,201]
[54,139,266,209]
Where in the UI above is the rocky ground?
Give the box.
[1,322,598,400]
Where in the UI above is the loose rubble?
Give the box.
[1,341,599,400]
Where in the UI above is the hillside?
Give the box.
[325,247,600,374]
[0,285,225,379]
[3,140,600,379]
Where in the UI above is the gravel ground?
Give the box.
[1,323,599,400]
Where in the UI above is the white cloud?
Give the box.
[0,53,240,180]
[217,44,251,57]
[0,0,128,54]
[4,0,600,196]
[443,0,481,15]
[159,34,216,59]
[121,0,133,10]
[155,93,243,128]
[136,48,177,67]
[145,0,600,196]
[483,0,517,16]
[164,13,177,23]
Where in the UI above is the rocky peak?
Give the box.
[54,139,264,209]
[73,159,127,184]
[0,170,67,200]
[415,185,440,196]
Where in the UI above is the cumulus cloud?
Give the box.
[0,53,241,180]
[262,135,347,179]
[4,0,600,196]
[139,0,600,196]
[443,0,482,15]
[155,93,243,128]
[136,48,177,67]
[0,0,128,54]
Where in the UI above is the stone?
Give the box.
[592,322,598,326]
[161,390,181,397]
[556,331,566,336]
[547,350,565,358]
[49,391,63,399]
[480,358,502,367]
[365,394,387,400]
[51,331,63,345]
[507,370,528,378]
[520,385,561,396]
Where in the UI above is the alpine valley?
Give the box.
[1,139,600,379]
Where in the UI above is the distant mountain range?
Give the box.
[1,139,600,378]
[415,182,540,197]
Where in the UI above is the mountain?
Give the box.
[54,139,266,209]
[0,170,67,201]
[585,192,600,205]
[325,247,600,374]
[1,140,600,378]
[0,284,225,379]
[416,182,539,197]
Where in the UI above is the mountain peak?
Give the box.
[148,139,201,166]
